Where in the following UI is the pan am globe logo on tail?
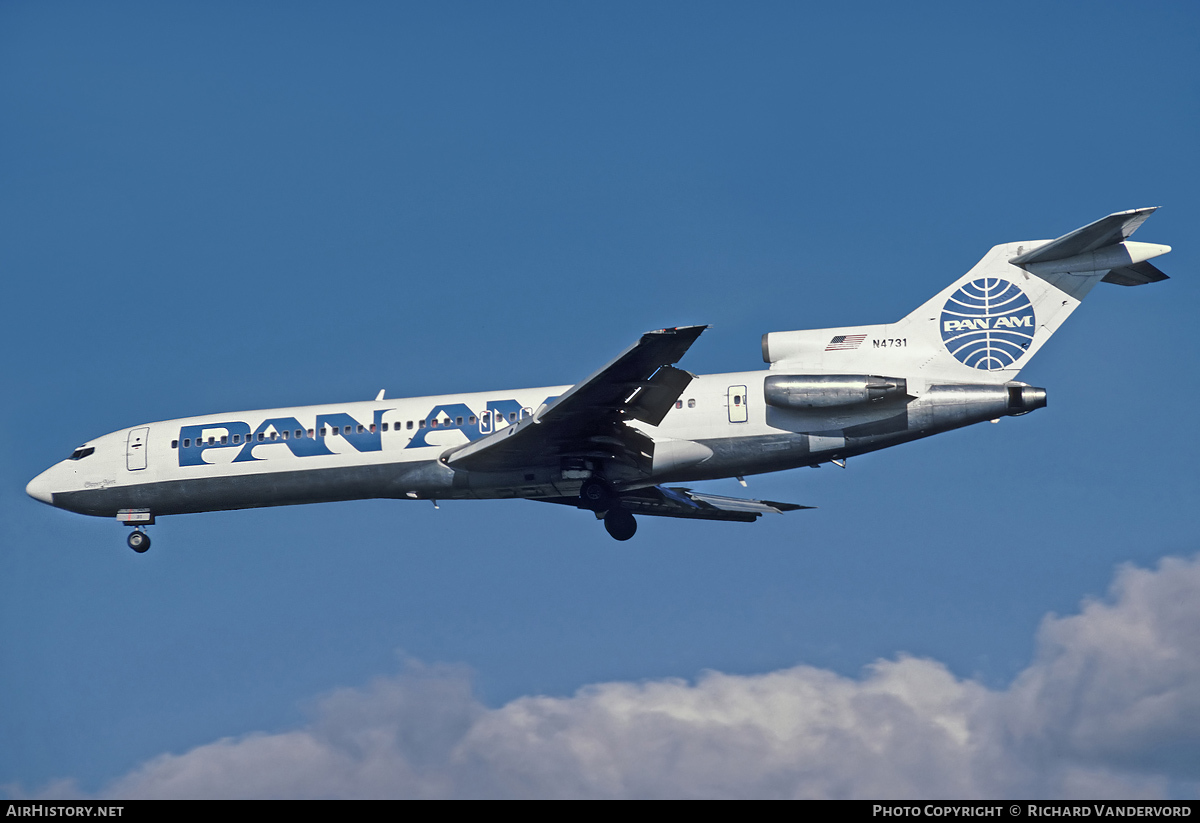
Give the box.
[940,278,1036,370]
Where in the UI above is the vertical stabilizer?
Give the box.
[761,208,1169,384]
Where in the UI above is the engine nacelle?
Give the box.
[764,374,908,410]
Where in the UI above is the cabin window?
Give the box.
[319,427,327,436]
[258,433,266,442]
[509,413,517,422]
[675,400,682,409]
[269,432,278,441]
[295,429,303,439]
[171,440,178,448]
[281,430,289,440]
[419,420,426,428]
[220,435,228,444]
[469,415,476,424]
[183,439,191,447]
[208,436,215,445]
[382,423,389,432]
[408,421,414,430]
[357,425,365,434]
[233,435,241,444]
[688,399,696,408]
[307,429,314,438]
[456,416,463,426]
[369,424,376,433]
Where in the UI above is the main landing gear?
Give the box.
[127,529,151,553]
[579,479,638,541]
[578,479,612,511]
[603,508,637,541]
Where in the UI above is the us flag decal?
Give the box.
[825,334,867,351]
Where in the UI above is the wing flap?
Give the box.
[595,485,812,522]
[625,365,695,426]
[446,326,706,473]
[683,490,810,514]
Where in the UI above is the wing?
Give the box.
[445,326,707,474]
[537,485,813,522]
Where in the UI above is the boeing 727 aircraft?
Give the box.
[27,209,1171,550]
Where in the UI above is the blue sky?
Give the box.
[3,1,1198,798]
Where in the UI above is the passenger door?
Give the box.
[127,427,149,471]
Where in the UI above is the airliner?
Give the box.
[27,208,1171,550]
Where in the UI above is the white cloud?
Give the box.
[1003,556,1200,782]
[43,555,1200,798]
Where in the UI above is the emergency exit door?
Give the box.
[728,385,748,423]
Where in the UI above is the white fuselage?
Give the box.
[28,370,798,518]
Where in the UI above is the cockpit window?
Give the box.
[68,446,95,461]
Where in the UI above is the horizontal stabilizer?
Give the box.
[1103,260,1170,287]
[1009,207,1158,266]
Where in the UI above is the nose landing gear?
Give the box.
[117,509,155,553]
[127,529,151,553]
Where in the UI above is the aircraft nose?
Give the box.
[26,469,56,505]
